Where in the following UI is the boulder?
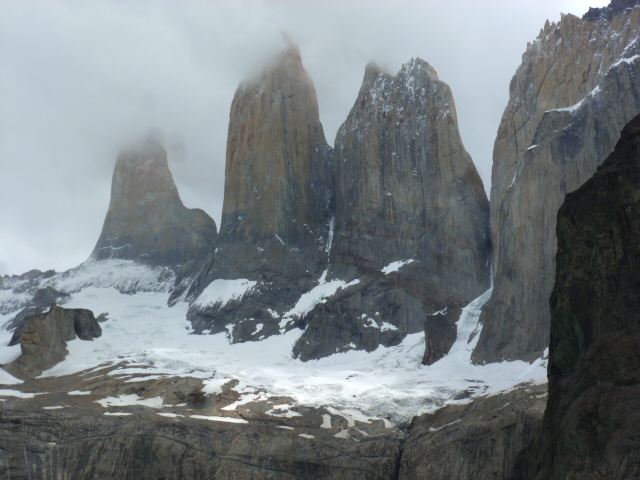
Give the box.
[4,305,102,379]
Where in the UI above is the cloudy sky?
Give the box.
[0,0,608,275]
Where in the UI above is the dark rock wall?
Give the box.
[509,115,640,480]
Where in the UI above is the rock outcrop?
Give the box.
[509,115,640,480]
[293,60,490,360]
[91,130,217,272]
[4,305,101,379]
[474,4,640,363]
[187,44,334,339]
[6,286,71,346]
[400,383,546,479]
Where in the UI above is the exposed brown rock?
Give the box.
[474,7,640,363]
[187,44,334,339]
[4,305,101,379]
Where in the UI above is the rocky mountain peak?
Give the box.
[91,130,217,269]
[187,43,334,339]
[292,58,491,361]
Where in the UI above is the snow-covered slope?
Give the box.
[1,284,546,426]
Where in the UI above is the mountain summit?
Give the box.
[91,130,217,270]
[187,44,334,339]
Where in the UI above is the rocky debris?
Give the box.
[4,305,101,379]
[422,304,462,365]
[0,270,57,316]
[187,44,334,340]
[474,5,640,363]
[293,59,490,360]
[509,116,640,480]
[399,383,546,479]
[584,0,639,20]
[91,129,217,272]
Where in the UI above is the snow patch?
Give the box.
[193,279,257,310]
[96,394,163,409]
[190,414,248,424]
[0,389,39,398]
[381,259,414,274]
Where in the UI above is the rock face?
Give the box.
[509,115,640,479]
[474,4,640,363]
[293,60,490,360]
[91,130,217,271]
[187,45,334,339]
[4,305,101,379]
[400,384,546,480]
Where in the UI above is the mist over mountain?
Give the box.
[1,1,639,479]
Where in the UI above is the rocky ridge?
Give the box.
[509,114,640,480]
[292,59,490,360]
[474,5,640,363]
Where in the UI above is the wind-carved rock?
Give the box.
[510,114,640,480]
[187,45,334,340]
[474,4,640,363]
[91,130,217,273]
[293,60,491,361]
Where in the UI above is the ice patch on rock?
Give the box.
[192,279,257,309]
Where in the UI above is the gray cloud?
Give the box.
[0,0,608,275]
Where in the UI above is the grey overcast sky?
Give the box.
[0,0,608,276]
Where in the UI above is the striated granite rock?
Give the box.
[400,383,547,480]
[4,305,101,379]
[91,130,217,272]
[509,115,640,480]
[474,4,640,363]
[293,60,490,360]
[187,44,334,339]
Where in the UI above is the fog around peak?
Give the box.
[0,0,608,275]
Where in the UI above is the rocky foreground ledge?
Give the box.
[0,365,545,479]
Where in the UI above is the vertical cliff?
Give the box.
[293,59,491,360]
[510,114,640,480]
[187,45,334,339]
[91,130,217,270]
[474,4,640,363]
